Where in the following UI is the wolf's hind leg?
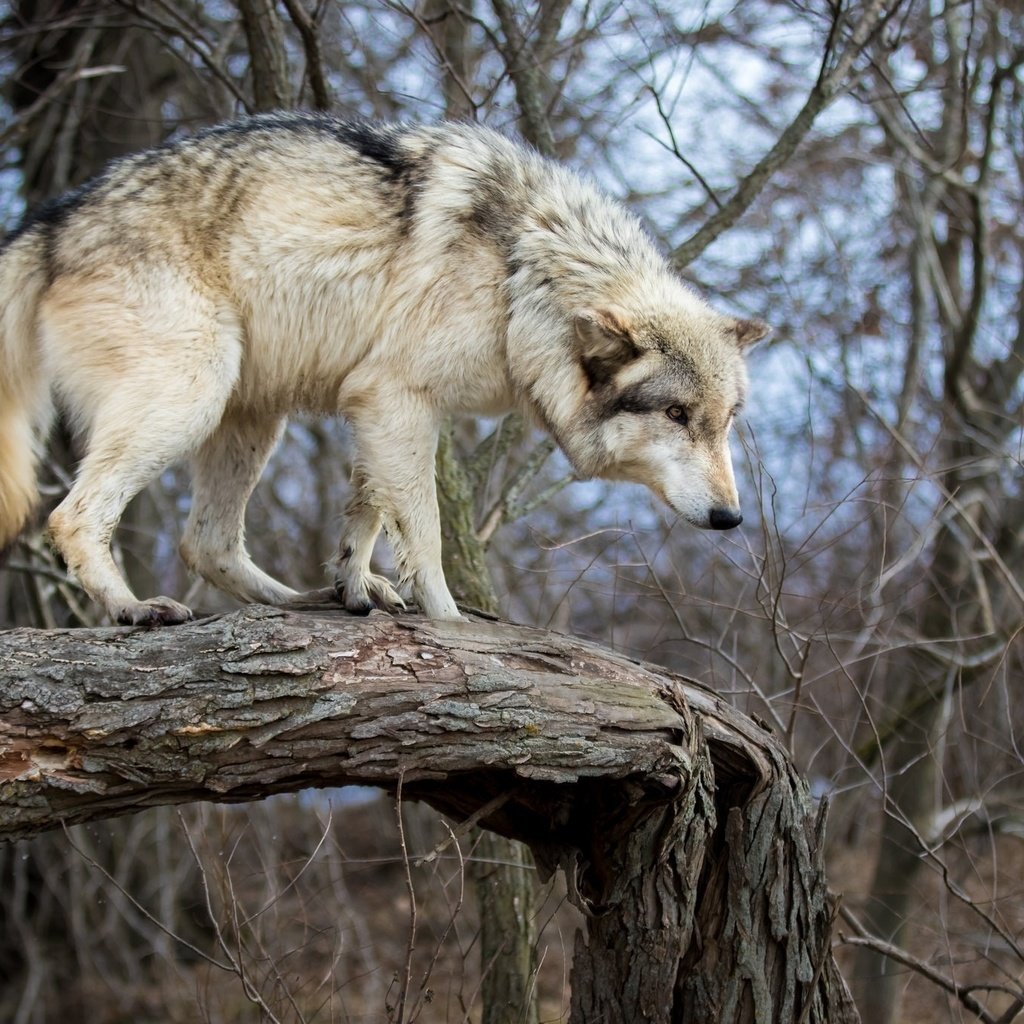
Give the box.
[49,448,195,625]
[47,386,238,627]
[332,471,406,614]
[180,413,297,605]
[43,280,242,626]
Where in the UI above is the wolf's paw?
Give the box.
[334,573,406,616]
[116,597,194,627]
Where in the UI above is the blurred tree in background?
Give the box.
[0,1,1022,1022]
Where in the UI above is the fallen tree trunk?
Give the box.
[0,604,858,1023]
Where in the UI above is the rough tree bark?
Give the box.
[0,605,859,1024]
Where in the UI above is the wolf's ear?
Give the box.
[574,307,640,385]
[729,317,771,351]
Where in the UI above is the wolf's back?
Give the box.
[0,230,49,548]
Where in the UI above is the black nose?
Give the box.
[709,508,743,530]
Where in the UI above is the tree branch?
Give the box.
[489,0,570,156]
[236,0,292,111]
[279,0,332,110]
[672,0,903,268]
[0,605,859,1024]
[839,907,1023,1024]
[945,46,1024,418]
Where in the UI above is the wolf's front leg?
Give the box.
[338,399,460,620]
[333,471,406,615]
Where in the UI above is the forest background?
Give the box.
[0,1,1022,1023]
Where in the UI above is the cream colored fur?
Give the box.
[0,114,767,625]
[0,235,49,549]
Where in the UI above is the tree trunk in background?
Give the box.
[851,13,1024,1017]
[852,467,1005,1023]
[471,832,540,1023]
[852,668,944,1024]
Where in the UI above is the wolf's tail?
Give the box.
[0,232,51,549]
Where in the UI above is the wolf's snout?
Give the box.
[709,508,743,530]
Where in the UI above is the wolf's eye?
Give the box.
[666,405,689,425]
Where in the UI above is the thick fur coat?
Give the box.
[0,112,767,624]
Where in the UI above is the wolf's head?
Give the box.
[557,302,769,530]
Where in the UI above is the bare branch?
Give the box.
[114,0,250,108]
[279,0,332,110]
[0,64,126,151]
[644,84,722,211]
[672,0,905,268]
[945,46,1024,417]
[393,773,418,1024]
[489,0,572,155]
[236,0,293,110]
[839,907,1021,1024]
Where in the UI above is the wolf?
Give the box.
[0,112,767,626]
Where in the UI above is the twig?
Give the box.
[114,0,250,108]
[240,805,334,925]
[409,820,466,1022]
[851,386,1024,610]
[644,84,722,210]
[416,792,511,865]
[945,46,1024,416]
[385,0,480,118]
[393,772,417,1024]
[178,813,287,1023]
[838,906,1018,1024]
[672,0,904,267]
[0,65,125,150]
[61,822,232,972]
